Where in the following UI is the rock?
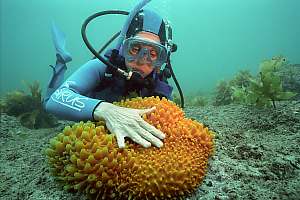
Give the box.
[278,63,300,100]
[0,113,23,139]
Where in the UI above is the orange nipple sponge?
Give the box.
[45,96,214,199]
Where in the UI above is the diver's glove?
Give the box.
[93,102,165,148]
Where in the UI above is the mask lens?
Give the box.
[128,43,141,56]
[123,38,167,67]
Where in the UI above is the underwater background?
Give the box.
[1,1,300,199]
[1,0,300,96]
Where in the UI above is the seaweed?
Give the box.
[2,80,58,129]
[230,69,253,88]
[213,80,233,106]
[232,56,296,108]
[188,95,208,107]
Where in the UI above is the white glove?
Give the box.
[93,102,165,148]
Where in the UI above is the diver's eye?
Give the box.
[129,46,140,55]
[149,49,158,60]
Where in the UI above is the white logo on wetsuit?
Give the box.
[51,81,88,111]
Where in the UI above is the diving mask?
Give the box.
[122,37,168,68]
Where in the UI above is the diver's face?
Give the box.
[125,31,161,77]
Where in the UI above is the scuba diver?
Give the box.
[44,0,183,149]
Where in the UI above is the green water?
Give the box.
[0,0,299,96]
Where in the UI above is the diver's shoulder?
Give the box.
[84,58,108,70]
[83,59,107,73]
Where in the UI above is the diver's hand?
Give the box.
[93,102,165,148]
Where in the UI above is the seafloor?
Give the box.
[1,101,299,200]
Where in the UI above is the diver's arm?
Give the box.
[44,59,106,121]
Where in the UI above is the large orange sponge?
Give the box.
[45,96,214,199]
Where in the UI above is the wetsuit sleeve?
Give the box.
[44,59,107,121]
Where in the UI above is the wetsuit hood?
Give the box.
[126,9,167,45]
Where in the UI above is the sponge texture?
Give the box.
[45,97,214,199]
